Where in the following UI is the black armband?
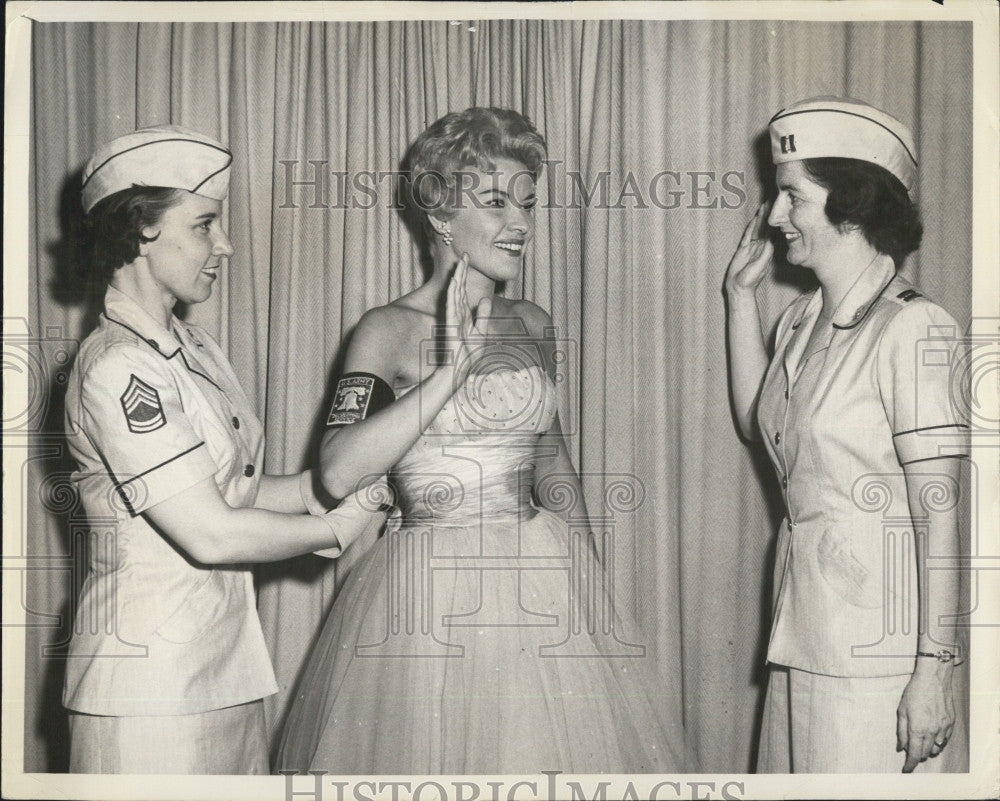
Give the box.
[326,372,395,428]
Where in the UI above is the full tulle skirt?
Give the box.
[277,510,686,774]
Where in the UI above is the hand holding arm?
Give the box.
[253,472,312,513]
[303,468,393,558]
[144,476,377,564]
[312,486,389,558]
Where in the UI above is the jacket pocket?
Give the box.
[816,528,883,609]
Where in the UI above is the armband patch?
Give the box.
[326,372,395,427]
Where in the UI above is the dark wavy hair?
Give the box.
[402,107,547,227]
[85,186,186,284]
[801,157,923,267]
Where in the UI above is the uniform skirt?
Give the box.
[68,699,267,774]
[757,666,963,773]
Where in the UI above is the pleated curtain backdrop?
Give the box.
[26,19,972,773]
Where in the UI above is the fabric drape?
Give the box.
[26,19,971,773]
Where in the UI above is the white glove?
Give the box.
[312,481,394,559]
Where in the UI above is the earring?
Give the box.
[440,227,453,247]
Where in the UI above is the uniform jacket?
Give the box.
[63,286,278,715]
[757,255,967,677]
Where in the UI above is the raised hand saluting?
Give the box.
[724,201,774,298]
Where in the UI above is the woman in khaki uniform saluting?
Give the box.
[725,98,967,773]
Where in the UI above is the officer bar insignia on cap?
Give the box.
[768,97,918,192]
[81,125,232,213]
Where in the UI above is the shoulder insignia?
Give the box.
[120,374,166,433]
[897,289,922,302]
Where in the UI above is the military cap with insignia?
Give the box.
[769,97,918,195]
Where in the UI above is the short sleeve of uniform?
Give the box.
[877,300,969,465]
[80,344,218,513]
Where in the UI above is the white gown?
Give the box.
[277,365,687,774]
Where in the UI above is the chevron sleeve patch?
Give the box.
[119,374,167,433]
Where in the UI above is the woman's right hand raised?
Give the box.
[724,202,774,298]
[446,253,493,384]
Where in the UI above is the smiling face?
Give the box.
[139,191,234,308]
[437,158,537,283]
[768,160,847,271]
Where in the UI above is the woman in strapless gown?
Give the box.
[277,108,687,775]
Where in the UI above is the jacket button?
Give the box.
[244,464,255,477]
[781,476,788,489]
[232,416,240,429]
[774,432,781,445]
[784,388,789,400]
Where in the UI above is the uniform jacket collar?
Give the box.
[830,253,897,329]
[103,285,182,357]
[103,286,224,392]
[782,254,896,385]
[786,253,896,333]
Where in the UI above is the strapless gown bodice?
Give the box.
[393,365,557,525]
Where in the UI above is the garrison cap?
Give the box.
[82,125,232,213]
[769,97,917,193]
